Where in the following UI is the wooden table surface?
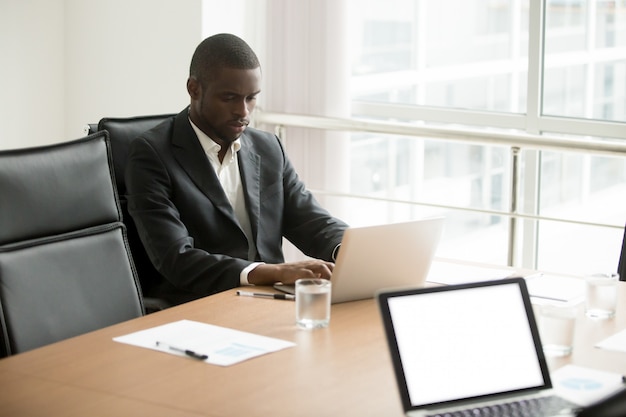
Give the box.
[0,279,624,417]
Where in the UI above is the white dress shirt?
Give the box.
[189,120,260,285]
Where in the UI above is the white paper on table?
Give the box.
[525,274,586,304]
[426,260,513,285]
[595,329,626,353]
[113,319,295,366]
[551,364,625,406]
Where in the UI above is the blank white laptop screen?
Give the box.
[382,280,548,409]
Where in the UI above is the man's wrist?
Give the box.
[240,262,264,286]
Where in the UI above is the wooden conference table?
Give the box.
[0,275,624,416]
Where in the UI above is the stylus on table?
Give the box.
[236,290,295,301]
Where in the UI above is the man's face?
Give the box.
[187,66,261,145]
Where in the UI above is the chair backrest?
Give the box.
[88,114,175,298]
[0,132,144,357]
[617,223,626,281]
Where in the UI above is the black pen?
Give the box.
[236,290,295,301]
[156,341,209,360]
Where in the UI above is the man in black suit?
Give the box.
[126,33,348,306]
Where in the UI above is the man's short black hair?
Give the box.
[189,33,260,84]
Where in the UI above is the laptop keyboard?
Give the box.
[426,395,578,417]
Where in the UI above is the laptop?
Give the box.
[275,217,444,304]
[274,217,444,304]
[376,278,580,417]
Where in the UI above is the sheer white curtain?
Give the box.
[262,0,352,260]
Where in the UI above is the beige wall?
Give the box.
[0,0,65,149]
[0,0,202,150]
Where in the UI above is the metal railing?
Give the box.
[255,111,626,156]
[254,110,626,267]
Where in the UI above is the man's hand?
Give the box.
[247,260,334,286]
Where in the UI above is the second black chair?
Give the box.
[88,114,176,312]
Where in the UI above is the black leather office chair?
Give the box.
[87,114,176,312]
[0,132,144,357]
[618,224,626,281]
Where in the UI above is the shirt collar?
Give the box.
[189,117,242,158]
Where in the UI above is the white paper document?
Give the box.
[551,364,625,406]
[113,319,295,366]
[525,274,586,304]
[426,260,513,285]
[595,329,626,353]
[427,261,587,304]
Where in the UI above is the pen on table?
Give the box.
[236,290,295,301]
[155,341,209,360]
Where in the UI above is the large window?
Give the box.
[347,0,626,274]
[544,0,626,121]
[350,0,529,113]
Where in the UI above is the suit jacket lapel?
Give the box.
[170,110,236,222]
[238,133,261,241]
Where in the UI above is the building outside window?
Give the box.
[346,0,626,274]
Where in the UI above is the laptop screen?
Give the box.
[378,278,552,411]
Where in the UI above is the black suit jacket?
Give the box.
[125,108,348,305]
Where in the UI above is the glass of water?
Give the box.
[295,278,331,329]
[538,303,577,357]
[585,273,619,319]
